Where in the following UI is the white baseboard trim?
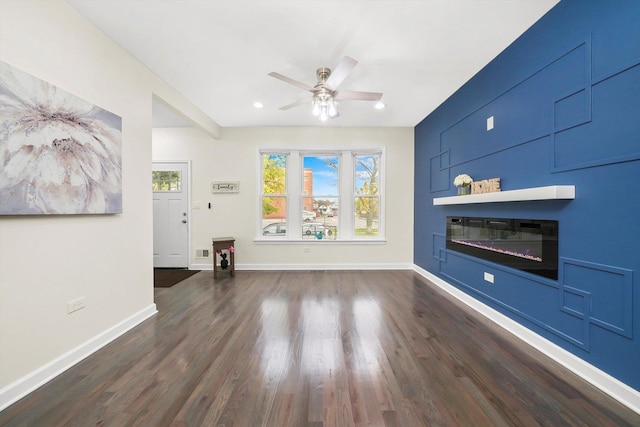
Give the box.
[190,263,413,271]
[413,265,640,415]
[0,304,157,412]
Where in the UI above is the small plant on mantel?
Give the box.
[453,174,473,195]
[453,174,473,187]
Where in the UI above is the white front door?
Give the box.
[152,162,189,268]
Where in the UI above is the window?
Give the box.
[354,154,380,238]
[261,153,287,237]
[302,155,338,240]
[258,149,384,241]
[152,170,181,192]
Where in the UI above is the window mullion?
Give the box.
[288,151,302,239]
[340,151,354,239]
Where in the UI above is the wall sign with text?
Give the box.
[211,181,239,193]
[471,178,501,194]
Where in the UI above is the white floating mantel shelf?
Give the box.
[433,185,575,206]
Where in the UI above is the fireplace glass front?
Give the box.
[446,216,558,279]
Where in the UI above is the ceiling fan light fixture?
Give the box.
[312,94,338,120]
[328,100,338,118]
[269,56,380,121]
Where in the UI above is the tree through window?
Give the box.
[261,153,287,237]
[355,154,380,237]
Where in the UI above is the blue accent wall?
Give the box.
[414,0,640,391]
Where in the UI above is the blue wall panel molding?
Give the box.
[438,40,590,173]
[560,258,633,339]
[414,0,640,391]
[429,151,449,192]
[440,251,589,350]
[554,88,590,131]
[553,63,640,171]
[439,252,636,351]
[432,233,446,262]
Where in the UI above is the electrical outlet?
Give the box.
[484,272,494,284]
[487,116,494,131]
[67,297,85,314]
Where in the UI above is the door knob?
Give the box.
[182,219,187,223]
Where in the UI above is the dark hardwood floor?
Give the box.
[1,270,638,426]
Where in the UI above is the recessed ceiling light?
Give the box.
[374,102,386,110]
[253,102,264,109]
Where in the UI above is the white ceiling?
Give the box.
[67,0,559,128]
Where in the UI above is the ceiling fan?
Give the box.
[268,56,383,121]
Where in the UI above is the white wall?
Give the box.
[152,126,414,268]
[0,0,218,408]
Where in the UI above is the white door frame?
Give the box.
[152,160,192,269]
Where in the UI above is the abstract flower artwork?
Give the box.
[0,60,122,215]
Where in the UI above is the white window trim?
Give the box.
[257,147,385,242]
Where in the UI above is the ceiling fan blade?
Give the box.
[279,97,313,110]
[334,90,383,101]
[268,72,315,92]
[324,56,357,90]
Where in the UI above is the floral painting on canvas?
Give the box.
[0,60,122,215]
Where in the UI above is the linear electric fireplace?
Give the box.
[446,216,558,279]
